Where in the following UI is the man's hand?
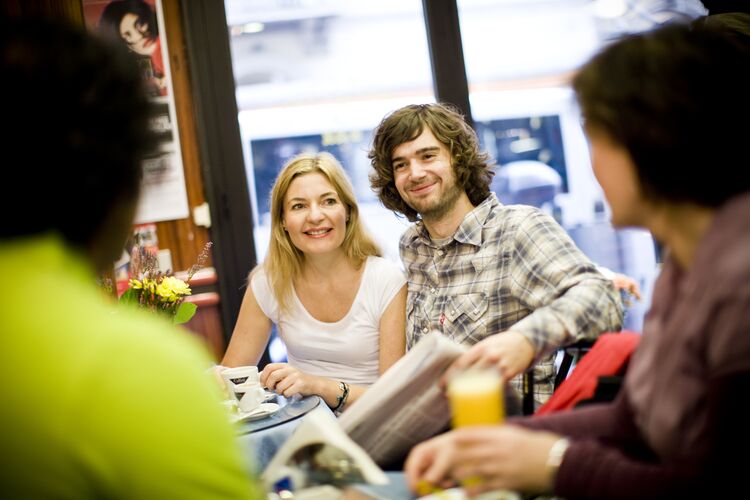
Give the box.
[446,331,535,384]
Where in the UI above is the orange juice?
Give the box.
[447,369,504,427]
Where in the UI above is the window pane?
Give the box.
[458,0,599,84]
[225,0,434,264]
[458,1,657,331]
[225,0,433,361]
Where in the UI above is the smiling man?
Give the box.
[369,103,623,409]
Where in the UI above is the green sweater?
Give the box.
[0,235,263,499]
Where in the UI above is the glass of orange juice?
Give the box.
[447,369,504,489]
[447,368,504,428]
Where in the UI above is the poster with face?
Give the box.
[81,0,189,224]
[82,0,167,97]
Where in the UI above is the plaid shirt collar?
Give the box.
[405,193,499,249]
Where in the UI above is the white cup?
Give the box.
[221,365,259,387]
[236,382,266,413]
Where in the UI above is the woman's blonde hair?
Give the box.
[261,152,381,312]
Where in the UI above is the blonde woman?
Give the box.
[222,152,407,413]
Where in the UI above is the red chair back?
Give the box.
[535,331,641,416]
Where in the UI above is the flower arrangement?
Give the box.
[116,241,213,325]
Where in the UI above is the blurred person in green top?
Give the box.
[0,16,262,499]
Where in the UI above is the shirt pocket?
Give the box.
[444,293,489,344]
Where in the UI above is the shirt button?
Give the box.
[430,287,437,294]
[451,310,455,315]
[437,249,444,256]
[422,327,428,333]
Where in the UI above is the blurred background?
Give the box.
[3,0,743,363]
[223,0,718,361]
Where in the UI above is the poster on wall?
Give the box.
[82,0,190,224]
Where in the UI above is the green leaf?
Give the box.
[119,288,140,306]
[173,302,197,325]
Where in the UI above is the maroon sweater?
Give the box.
[517,192,750,498]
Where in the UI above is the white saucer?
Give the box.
[231,402,280,423]
[263,390,277,402]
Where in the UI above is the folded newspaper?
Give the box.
[263,406,388,491]
[339,332,509,467]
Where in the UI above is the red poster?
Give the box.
[81,0,167,98]
[80,0,190,224]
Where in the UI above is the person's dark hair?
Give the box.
[0,16,154,247]
[368,103,494,221]
[573,23,750,208]
[99,0,159,42]
[691,12,750,50]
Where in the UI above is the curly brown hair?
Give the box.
[368,103,494,221]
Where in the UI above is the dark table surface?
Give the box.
[238,394,322,434]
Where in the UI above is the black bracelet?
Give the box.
[341,382,350,409]
[332,381,349,413]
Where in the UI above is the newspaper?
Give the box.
[338,333,467,467]
[262,406,388,490]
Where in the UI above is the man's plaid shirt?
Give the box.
[400,194,623,407]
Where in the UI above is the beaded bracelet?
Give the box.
[332,381,350,413]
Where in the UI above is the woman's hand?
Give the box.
[260,363,323,399]
[260,364,364,409]
[405,425,562,496]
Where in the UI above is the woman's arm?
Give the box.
[405,422,696,498]
[516,391,642,444]
[221,283,273,367]
[378,283,407,374]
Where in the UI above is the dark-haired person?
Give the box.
[405,21,750,498]
[692,10,750,46]
[0,17,261,498]
[369,103,622,409]
[98,0,166,96]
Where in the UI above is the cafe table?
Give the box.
[235,394,330,472]
[343,475,522,500]
[234,396,521,499]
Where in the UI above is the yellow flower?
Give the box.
[109,240,210,324]
[156,276,191,303]
[142,278,157,294]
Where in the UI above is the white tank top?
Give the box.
[251,256,406,386]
